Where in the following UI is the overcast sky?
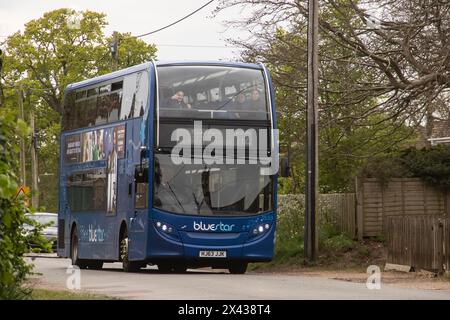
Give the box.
[0,0,249,61]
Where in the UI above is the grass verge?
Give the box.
[249,196,387,272]
[30,288,117,300]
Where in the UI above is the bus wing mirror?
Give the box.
[280,157,290,177]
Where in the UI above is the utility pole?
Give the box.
[30,107,39,208]
[18,85,26,187]
[109,31,119,71]
[305,0,319,261]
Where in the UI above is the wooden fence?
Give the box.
[357,177,450,273]
[278,193,357,238]
[280,178,450,272]
[356,178,449,238]
[320,193,356,237]
[385,215,450,273]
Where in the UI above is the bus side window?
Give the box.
[135,165,148,209]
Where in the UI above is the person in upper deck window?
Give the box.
[249,89,263,109]
[233,93,249,110]
[166,90,191,109]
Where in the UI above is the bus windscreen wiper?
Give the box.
[166,181,186,214]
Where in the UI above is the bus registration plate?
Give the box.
[199,250,227,258]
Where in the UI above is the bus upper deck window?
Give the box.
[157,66,270,121]
[120,71,149,120]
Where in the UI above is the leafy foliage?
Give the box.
[0,110,50,299]
[267,195,357,264]
[219,0,449,192]
[360,145,450,190]
[320,226,354,252]
[250,195,380,270]
[0,9,157,211]
[108,32,157,70]
[274,195,305,263]
[359,153,410,185]
[216,0,419,193]
[400,145,450,189]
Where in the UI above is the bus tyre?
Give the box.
[71,228,88,269]
[87,260,103,270]
[173,265,187,273]
[120,230,141,272]
[157,263,172,273]
[228,262,248,274]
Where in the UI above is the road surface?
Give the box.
[29,256,450,300]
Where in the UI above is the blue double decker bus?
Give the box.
[57,61,278,274]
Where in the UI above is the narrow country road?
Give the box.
[29,256,450,300]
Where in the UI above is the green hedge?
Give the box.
[361,145,450,190]
[274,195,354,264]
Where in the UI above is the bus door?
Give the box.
[128,164,148,260]
[127,120,148,261]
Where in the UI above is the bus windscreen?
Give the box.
[157,66,269,121]
[153,153,274,216]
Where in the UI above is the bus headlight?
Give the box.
[154,220,179,240]
[250,223,271,239]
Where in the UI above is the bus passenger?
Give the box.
[166,91,191,109]
[233,93,249,110]
[231,93,249,119]
[249,89,263,109]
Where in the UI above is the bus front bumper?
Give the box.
[146,226,275,264]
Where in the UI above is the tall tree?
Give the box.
[107,32,158,70]
[2,8,157,114]
[216,0,423,191]
[217,0,449,139]
[0,8,157,211]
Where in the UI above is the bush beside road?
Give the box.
[250,195,385,272]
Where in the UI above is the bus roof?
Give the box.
[64,60,264,93]
[65,62,153,92]
[155,60,262,69]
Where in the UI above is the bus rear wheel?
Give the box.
[71,228,88,269]
[228,262,248,274]
[120,230,141,272]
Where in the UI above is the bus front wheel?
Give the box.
[157,263,187,273]
[228,262,248,274]
[120,230,142,272]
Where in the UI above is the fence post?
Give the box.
[432,218,444,274]
[356,177,364,241]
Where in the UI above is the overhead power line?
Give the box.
[134,0,215,38]
[156,43,239,49]
[2,0,215,41]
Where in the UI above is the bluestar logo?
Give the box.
[193,221,235,232]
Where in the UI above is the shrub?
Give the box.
[275,195,305,262]
[400,146,450,190]
[0,110,50,299]
[360,145,450,190]
[321,232,355,252]
[274,195,356,263]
